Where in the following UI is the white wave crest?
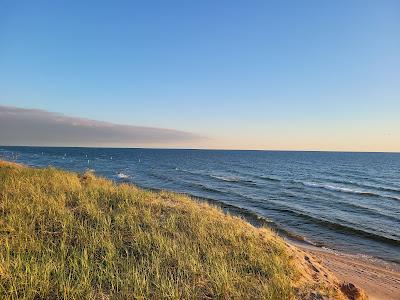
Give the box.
[210,174,241,182]
[117,172,130,179]
[301,181,400,201]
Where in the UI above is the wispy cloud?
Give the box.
[0,105,203,147]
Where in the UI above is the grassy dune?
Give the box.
[0,161,360,299]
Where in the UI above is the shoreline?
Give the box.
[290,240,400,300]
[207,192,400,299]
[2,158,400,299]
[0,159,359,299]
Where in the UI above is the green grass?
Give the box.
[0,161,340,299]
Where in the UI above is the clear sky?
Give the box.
[1,0,399,151]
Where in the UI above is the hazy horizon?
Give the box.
[1,1,399,152]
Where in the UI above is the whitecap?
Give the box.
[301,181,400,201]
[117,172,130,179]
[210,174,241,182]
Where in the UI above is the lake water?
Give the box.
[1,146,399,264]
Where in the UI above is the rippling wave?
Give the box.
[300,181,400,201]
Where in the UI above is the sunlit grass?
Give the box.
[0,161,342,299]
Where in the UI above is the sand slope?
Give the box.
[300,246,400,300]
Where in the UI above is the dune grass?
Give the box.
[0,161,340,299]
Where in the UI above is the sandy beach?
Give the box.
[297,244,400,300]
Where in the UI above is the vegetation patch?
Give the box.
[0,161,354,299]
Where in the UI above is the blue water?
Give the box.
[1,146,399,264]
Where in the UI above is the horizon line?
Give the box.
[1,144,399,154]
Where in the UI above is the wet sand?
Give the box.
[298,244,400,300]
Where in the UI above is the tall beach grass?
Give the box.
[0,161,352,299]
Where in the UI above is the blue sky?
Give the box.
[1,1,399,150]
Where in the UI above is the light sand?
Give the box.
[297,244,400,300]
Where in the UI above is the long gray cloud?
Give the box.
[0,105,202,147]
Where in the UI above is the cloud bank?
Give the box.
[0,105,202,147]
